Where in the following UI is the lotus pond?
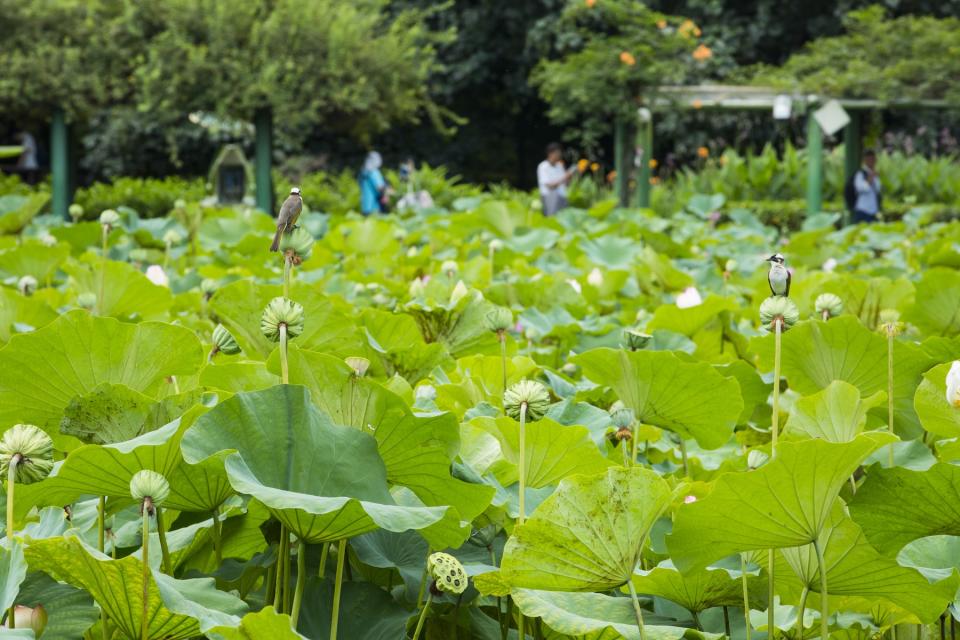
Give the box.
[0,195,958,640]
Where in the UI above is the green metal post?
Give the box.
[254,109,274,214]
[51,108,70,219]
[842,111,861,226]
[634,109,652,209]
[806,114,823,214]
[614,120,628,207]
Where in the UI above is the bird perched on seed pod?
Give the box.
[766,253,791,297]
[270,187,303,252]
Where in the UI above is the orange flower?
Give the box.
[697,146,709,159]
[619,51,636,66]
[719,155,728,166]
[679,20,701,38]
[577,158,589,172]
[606,170,617,183]
[656,19,667,29]
[648,158,658,169]
[692,44,712,61]
[649,177,661,185]
[585,0,596,6]
[590,162,600,172]
[691,99,703,109]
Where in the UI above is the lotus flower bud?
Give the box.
[623,329,652,351]
[260,297,304,342]
[485,306,513,334]
[0,425,53,485]
[676,286,703,309]
[17,275,37,297]
[77,292,97,310]
[4,605,47,635]
[747,449,770,469]
[946,362,960,408]
[174,199,187,210]
[441,260,459,277]
[759,296,799,332]
[879,309,903,337]
[130,470,169,514]
[587,268,604,287]
[200,278,218,299]
[99,209,120,229]
[279,227,314,264]
[724,259,737,273]
[815,293,843,320]
[449,281,469,306]
[427,552,468,595]
[504,380,550,422]
[38,232,57,247]
[212,324,241,356]
[145,265,169,288]
[345,356,370,377]
[409,277,426,298]
[163,229,182,246]
[68,203,84,222]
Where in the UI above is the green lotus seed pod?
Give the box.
[485,306,513,333]
[724,259,737,272]
[623,329,652,351]
[345,356,370,377]
[212,324,241,355]
[163,229,183,246]
[879,309,903,337]
[0,425,54,485]
[68,203,84,221]
[441,260,459,275]
[610,406,634,430]
[815,293,843,320]
[77,292,97,309]
[17,275,37,297]
[99,209,120,228]
[504,380,550,422]
[200,278,218,297]
[129,470,170,507]
[427,552,468,595]
[759,296,799,332]
[173,199,187,210]
[260,297,305,342]
[279,227,314,262]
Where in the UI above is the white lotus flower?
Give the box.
[587,268,604,287]
[145,265,169,287]
[822,258,838,273]
[450,280,469,306]
[567,279,582,294]
[946,361,960,408]
[676,286,702,309]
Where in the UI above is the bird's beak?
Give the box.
[766,255,776,262]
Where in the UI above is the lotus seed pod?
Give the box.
[0,425,54,485]
[946,361,960,408]
[38,232,57,247]
[415,384,437,402]
[129,470,170,507]
[489,239,504,252]
[163,229,183,246]
[724,259,737,272]
[759,296,799,332]
[427,552,468,595]
[441,260,459,275]
[747,449,770,469]
[260,297,305,342]
[485,306,513,333]
[17,275,37,297]
[99,209,120,228]
[279,227,314,262]
[68,203,84,222]
[174,198,187,210]
[345,356,370,377]
[623,329,652,351]
[77,292,97,310]
[5,605,47,635]
[815,293,843,320]
[212,324,241,355]
[200,278,218,297]
[879,309,903,337]
[610,407,635,430]
[504,380,550,422]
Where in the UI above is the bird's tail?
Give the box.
[270,227,283,252]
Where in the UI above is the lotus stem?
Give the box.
[741,554,752,640]
[500,333,508,397]
[814,538,829,640]
[155,504,172,575]
[768,550,775,639]
[679,438,689,478]
[319,541,330,578]
[849,475,857,495]
[265,563,276,607]
[98,496,106,553]
[772,317,782,454]
[631,423,640,465]
[6,454,19,628]
[797,586,809,638]
[163,242,171,270]
[621,440,630,467]
[279,324,289,385]
[518,402,527,525]
[283,254,292,299]
[140,502,151,640]
[887,330,895,466]
[291,539,306,628]
[627,578,648,640]
[330,540,347,640]
[490,546,503,632]
[170,375,180,395]
[98,224,108,315]
[211,507,222,567]
[274,526,287,611]
[411,592,433,640]
[723,606,731,638]
[283,536,293,614]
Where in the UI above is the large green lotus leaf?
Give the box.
[630,564,759,613]
[501,466,673,591]
[668,433,894,573]
[0,242,70,281]
[16,572,99,640]
[0,193,47,234]
[181,385,446,543]
[897,536,960,583]
[272,348,493,545]
[59,382,201,444]
[646,296,738,337]
[784,380,886,442]
[436,354,539,417]
[206,607,305,640]
[164,456,235,513]
[849,463,960,555]
[905,268,960,336]
[913,363,960,438]
[573,348,742,449]
[468,415,613,488]
[0,288,58,344]
[210,280,365,360]
[717,361,770,425]
[351,528,428,602]
[297,580,411,640]
[0,541,26,614]
[512,590,718,640]
[405,291,502,359]
[24,536,245,640]
[579,234,640,269]
[49,222,102,256]
[63,257,173,321]
[751,317,934,436]
[361,308,452,383]
[0,310,204,433]
[777,509,956,623]
[199,361,278,394]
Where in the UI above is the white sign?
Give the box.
[813,100,850,136]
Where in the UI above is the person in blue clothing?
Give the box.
[359,151,392,215]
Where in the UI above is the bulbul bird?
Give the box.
[766,253,791,297]
[270,187,303,252]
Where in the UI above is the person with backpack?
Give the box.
[844,149,882,223]
[359,151,393,215]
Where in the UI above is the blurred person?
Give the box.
[359,151,393,215]
[15,132,39,184]
[537,142,575,216]
[844,149,882,223]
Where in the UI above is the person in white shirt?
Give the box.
[853,149,882,223]
[15,132,39,185]
[537,142,574,216]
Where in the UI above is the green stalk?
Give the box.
[140,503,151,640]
[274,526,287,611]
[283,535,293,614]
[98,224,108,315]
[490,546,503,632]
[500,333,508,397]
[291,540,306,628]
[6,455,19,628]
[265,563,276,608]
[796,586,809,639]
[155,504,172,575]
[772,317,782,453]
[887,329,895,466]
[626,578,648,640]
[98,496,106,553]
[741,554,752,640]
[768,550,775,639]
[723,606,731,638]
[411,593,433,640]
[814,539,829,640]
[163,242,171,270]
[279,324,289,385]
[283,254,292,299]
[518,402,528,639]
[679,438,689,478]
[631,421,640,465]
[318,541,330,578]
[621,439,630,467]
[416,551,430,610]
[330,540,347,640]
[211,507,222,567]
